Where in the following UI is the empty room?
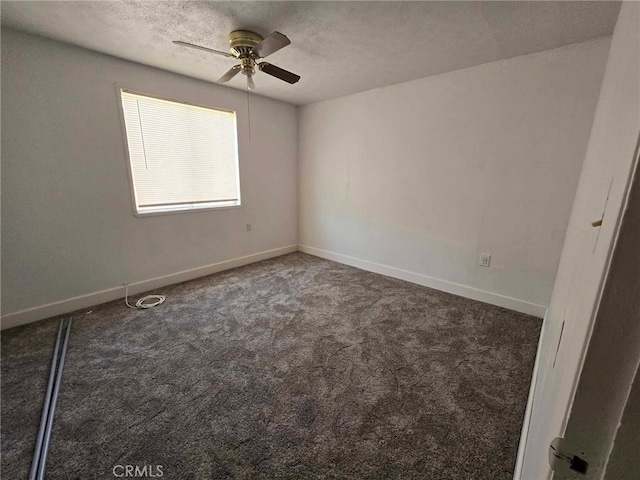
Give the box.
[1,1,638,479]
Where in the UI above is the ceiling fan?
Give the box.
[174,30,300,90]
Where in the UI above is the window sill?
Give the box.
[133,202,242,217]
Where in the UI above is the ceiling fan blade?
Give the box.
[258,63,300,84]
[218,65,242,83]
[173,41,235,58]
[251,31,291,58]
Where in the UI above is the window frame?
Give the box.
[116,85,242,217]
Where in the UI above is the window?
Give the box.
[119,89,240,215]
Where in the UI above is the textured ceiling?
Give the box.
[1,1,620,105]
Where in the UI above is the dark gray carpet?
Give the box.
[2,252,541,479]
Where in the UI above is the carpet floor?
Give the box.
[2,252,541,479]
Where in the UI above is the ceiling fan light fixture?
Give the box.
[240,56,255,76]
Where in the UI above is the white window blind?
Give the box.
[120,89,240,214]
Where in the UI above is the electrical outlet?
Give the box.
[479,253,491,267]
[246,223,252,231]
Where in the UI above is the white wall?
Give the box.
[298,37,611,317]
[519,2,639,479]
[1,29,298,326]
[595,160,640,479]
[606,362,640,479]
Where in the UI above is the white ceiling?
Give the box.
[1,1,620,105]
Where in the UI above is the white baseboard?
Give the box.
[2,243,546,330]
[298,244,546,318]
[1,245,298,330]
[513,307,549,480]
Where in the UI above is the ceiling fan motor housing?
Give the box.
[229,30,262,76]
[229,30,263,57]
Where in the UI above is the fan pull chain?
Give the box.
[247,84,252,143]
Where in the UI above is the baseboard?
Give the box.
[513,307,549,480]
[2,243,545,330]
[1,245,298,330]
[298,244,546,318]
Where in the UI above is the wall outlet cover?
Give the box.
[479,253,491,267]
